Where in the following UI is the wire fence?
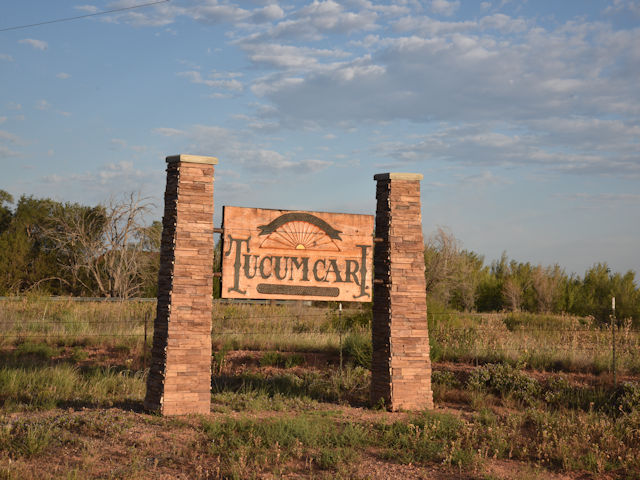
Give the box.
[1,297,637,378]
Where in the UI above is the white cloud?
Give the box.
[455,170,512,187]
[154,123,333,176]
[19,38,48,51]
[109,138,147,152]
[0,130,21,143]
[603,0,640,16]
[248,4,285,23]
[44,161,162,196]
[0,54,13,61]
[152,127,184,137]
[556,192,640,203]
[35,100,51,110]
[243,14,639,182]
[376,118,640,178]
[239,43,349,70]
[110,138,127,149]
[0,129,23,159]
[75,5,99,13]
[177,70,243,91]
[431,0,460,17]
[56,72,71,79]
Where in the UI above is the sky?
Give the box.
[1,0,639,278]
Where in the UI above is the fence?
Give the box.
[1,297,637,379]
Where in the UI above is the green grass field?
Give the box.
[1,297,639,479]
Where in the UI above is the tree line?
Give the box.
[0,190,161,298]
[1,191,638,323]
[424,227,640,323]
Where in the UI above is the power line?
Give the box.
[0,0,170,33]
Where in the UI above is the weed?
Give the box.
[467,363,541,406]
[213,342,231,375]
[200,415,366,476]
[0,365,145,410]
[343,332,371,368]
[0,420,55,458]
[615,381,640,414]
[14,342,59,362]
[377,411,474,467]
[260,351,305,369]
[70,346,88,362]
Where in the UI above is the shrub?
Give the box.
[260,352,305,369]
[467,363,540,405]
[343,332,371,369]
[616,382,640,414]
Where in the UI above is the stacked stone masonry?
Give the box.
[371,173,434,411]
[144,155,217,415]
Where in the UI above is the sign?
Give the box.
[221,206,374,302]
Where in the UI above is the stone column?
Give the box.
[371,173,433,411]
[144,154,217,415]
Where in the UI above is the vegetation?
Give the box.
[1,306,640,478]
[424,227,640,323]
[1,190,639,477]
[2,297,640,377]
[0,190,159,298]
[1,191,638,329]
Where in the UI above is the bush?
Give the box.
[260,352,305,368]
[467,363,540,405]
[343,332,371,369]
[431,370,461,389]
[616,382,640,414]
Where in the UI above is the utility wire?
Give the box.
[0,0,170,33]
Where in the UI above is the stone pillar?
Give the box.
[371,173,433,411]
[144,154,217,415]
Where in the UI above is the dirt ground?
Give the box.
[1,349,633,480]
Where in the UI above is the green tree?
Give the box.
[0,195,69,294]
[0,190,13,234]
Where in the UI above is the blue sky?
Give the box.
[1,0,639,278]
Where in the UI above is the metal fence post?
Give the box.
[612,297,617,386]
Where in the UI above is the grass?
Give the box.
[0,364,145,411]
[2,298,640,478]
[3,297,639,375]
[201,414,367,477]
[211,365,370,406]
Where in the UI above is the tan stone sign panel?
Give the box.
[221,206,374,302]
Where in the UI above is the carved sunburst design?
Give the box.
[259,220,341,251]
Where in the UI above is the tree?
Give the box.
[501,260,534,312]
[45,193,154,298]
[450,250,485,311]
[424,227,486,310]
[532,264,564,313]
[424,227,462,305]
[0,195,69,294]
[0,190,13,235]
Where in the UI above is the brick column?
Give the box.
[144,154,217,415]
[371,173,433,411]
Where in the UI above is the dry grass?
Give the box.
[2,297,639,376]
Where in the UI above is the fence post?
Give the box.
[143,310,148,371]
[338,303,343,374]
[612,297,617,386]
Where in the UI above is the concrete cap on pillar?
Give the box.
[166,154,218,165]
[374,172,423,181]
